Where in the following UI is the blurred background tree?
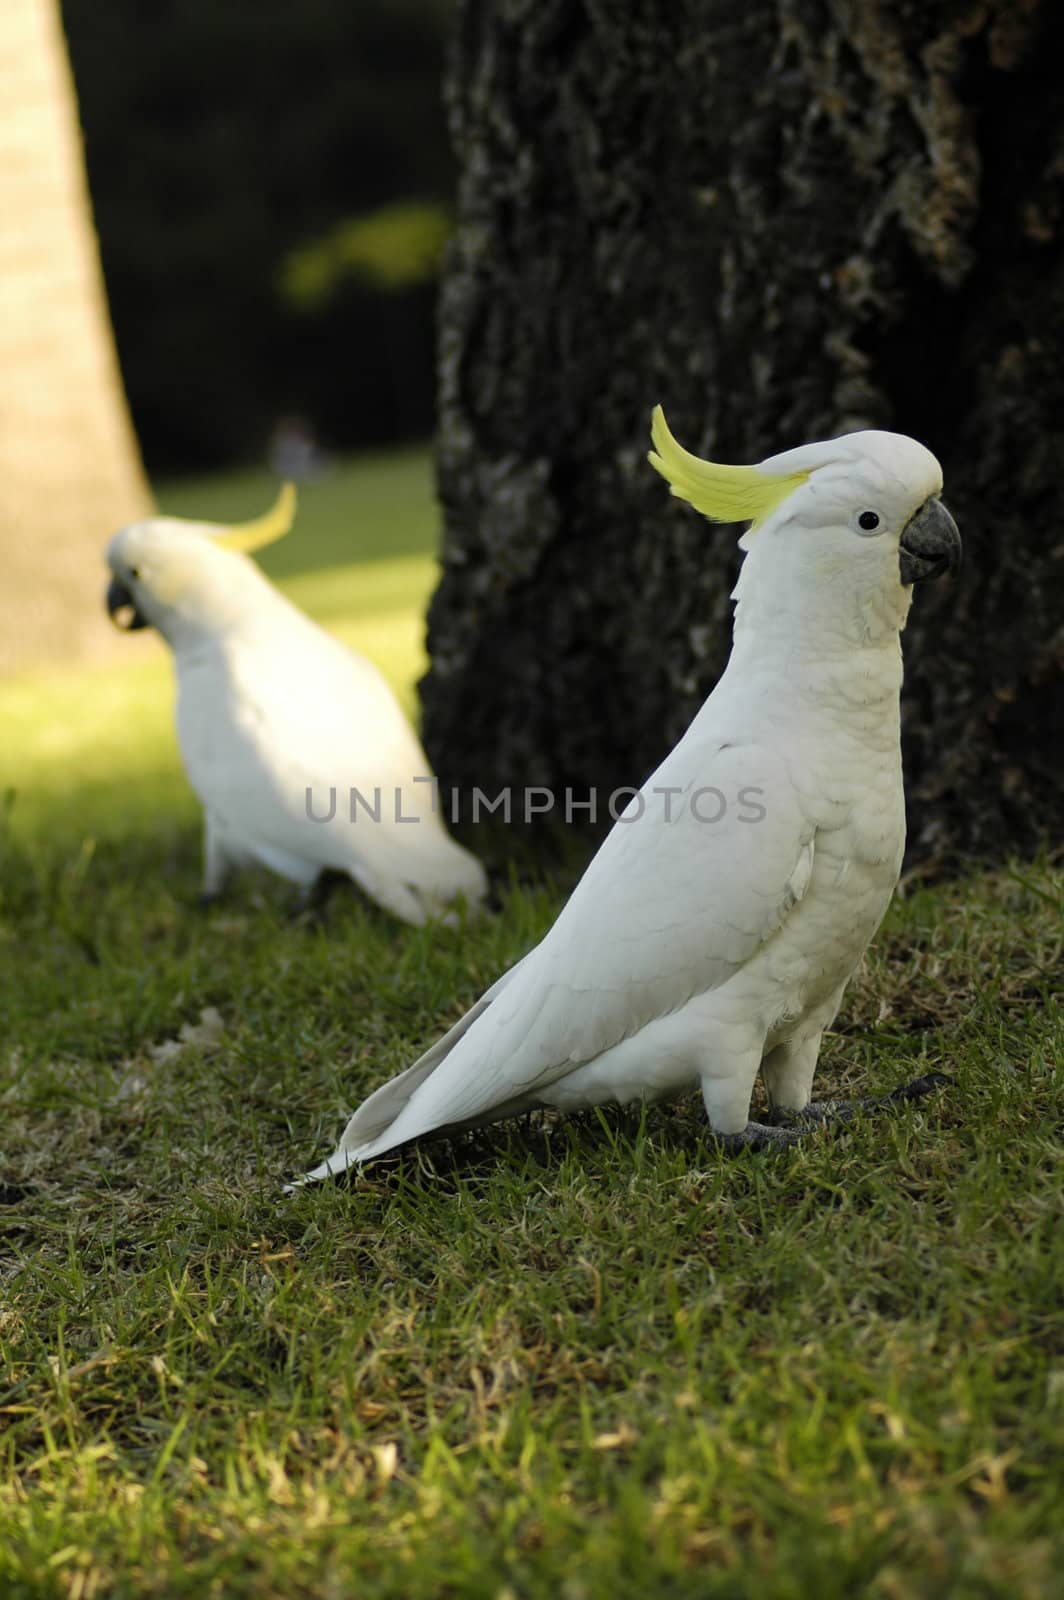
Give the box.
[0,0,150,675]
[422,0,1064,865]
[60,0,454,474]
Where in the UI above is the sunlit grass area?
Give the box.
[1,448,1062,1596]
[1,449,438,844]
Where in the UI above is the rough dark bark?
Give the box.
[422,0,1064,865]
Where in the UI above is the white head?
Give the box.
[105,484,296,648]
[648,410,961,650]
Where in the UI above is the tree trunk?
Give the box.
[0,0,150,678]
[423,0,1064,866]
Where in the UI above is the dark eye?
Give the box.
[857,512,880,532]
[128,566,141,579]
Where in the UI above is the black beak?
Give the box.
[106,576,149,630]
[899,497,962,586]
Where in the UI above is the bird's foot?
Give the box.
[289,870,348,923]
[769,1071,951,1127]
[710,1121,811,1153]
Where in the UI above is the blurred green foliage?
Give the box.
[60,0,455,473]
[281,201,452,308]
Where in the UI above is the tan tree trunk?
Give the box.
[0,0,151,677]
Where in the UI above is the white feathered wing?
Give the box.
[178,599,485,921]
[300,737,815,1181]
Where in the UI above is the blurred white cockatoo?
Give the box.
[105,486,486,924]
[294,410,960,1184]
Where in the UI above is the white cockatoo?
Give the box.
[294,412,961,1183]
[105,486,486,924]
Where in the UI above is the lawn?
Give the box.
[1,449,1062,1598]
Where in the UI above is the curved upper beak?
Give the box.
[899,497,961,586]
[105,575,149,630]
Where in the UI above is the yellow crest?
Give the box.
[648,407,808,529]
[212,482,297,554]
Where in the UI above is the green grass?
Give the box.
[1,450,1063,1597]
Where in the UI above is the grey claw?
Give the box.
[767,1100,854,1127]
[711,1121,810,1152]
[772,1072,951,1127]
[880,1071,952,1105]
[291,869,348,922]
